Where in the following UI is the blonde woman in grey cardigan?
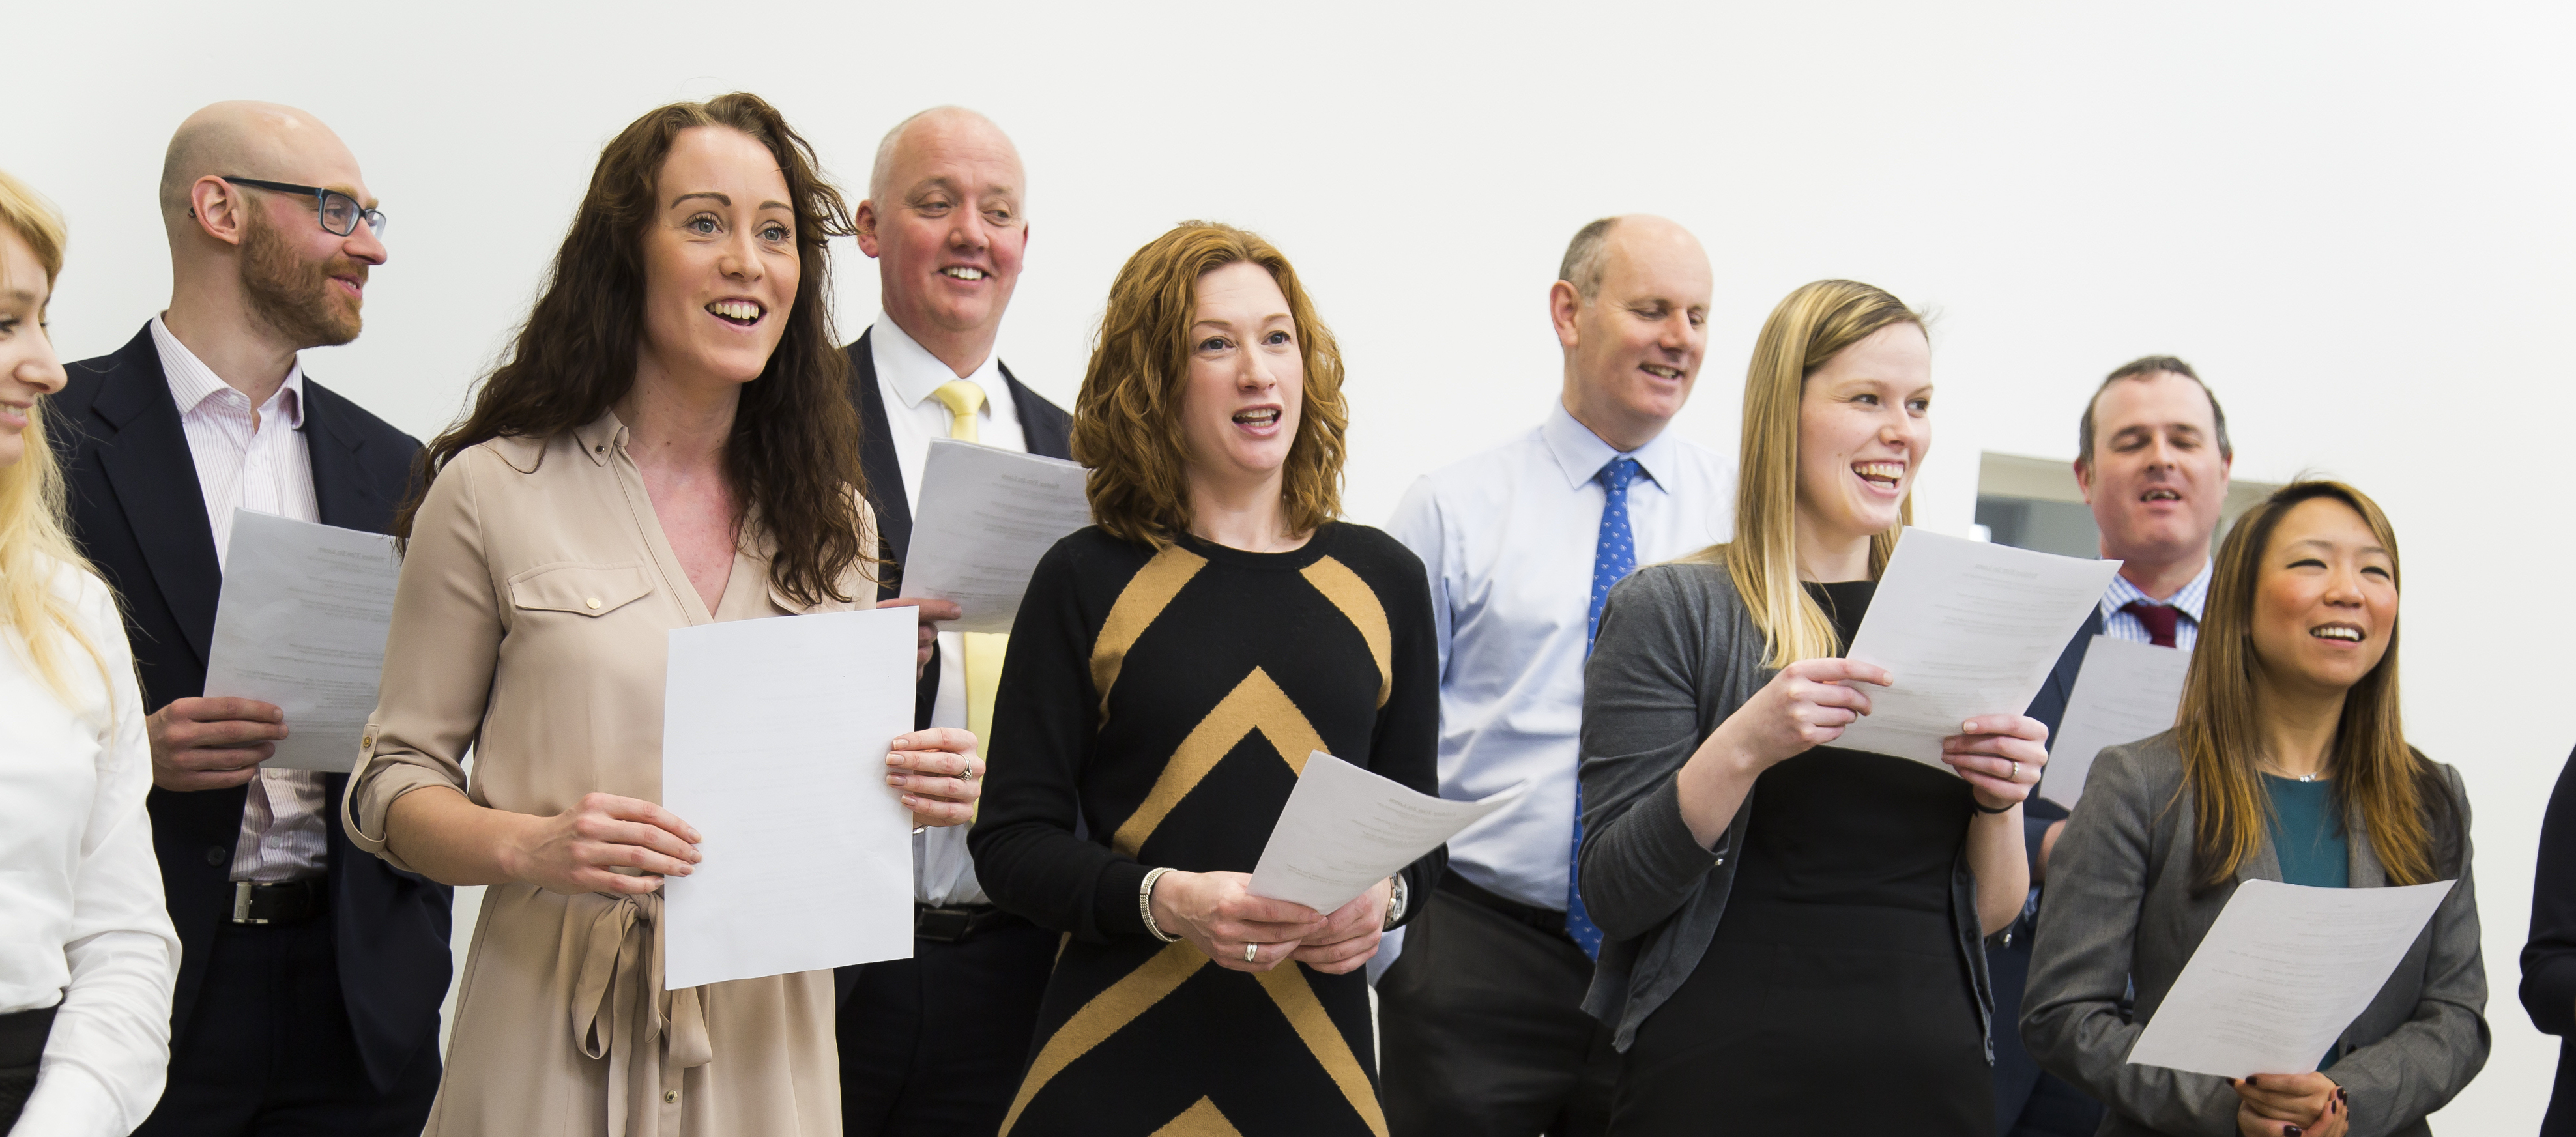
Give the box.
[1576,280,2049,1133]
[2022,480,2485,1137]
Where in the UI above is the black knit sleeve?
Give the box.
[968,532,1152,941]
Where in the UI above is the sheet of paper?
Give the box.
[1250,751,1530,914]
[662,607,916,990]
[2128,879,2455,1078]
[200,510,401,772]
[2040,635,2190,807]
[1833,528,2122,768]
[896,439,1092,634]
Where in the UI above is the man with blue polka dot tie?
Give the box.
[1383,216,1734,1136]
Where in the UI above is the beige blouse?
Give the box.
[345,412,875,1136]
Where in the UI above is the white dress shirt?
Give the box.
[1,557,182,1137]
[2098,560,2212,651]
[1387,403,1735,910]
[869,315,1026,908]
[151,317,330,883]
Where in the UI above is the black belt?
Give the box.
[0,1004,52,1128]
[1440,874,1574,942]
[914,903,1016,943]
[229,879,328,926]
[0,1004,55,1069]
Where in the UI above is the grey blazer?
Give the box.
[1575,562,1994,1054]
[2021,732,2487,1137]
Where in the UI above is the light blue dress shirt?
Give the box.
[1386,404,1733,910]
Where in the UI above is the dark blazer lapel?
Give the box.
[1002,362,1074,461]
[302,382,391,534]
[87,328,223,663]
[845,329,912,597]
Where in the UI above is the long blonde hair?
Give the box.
[2173,479,2456,891]
[0,167,109,704]
[1688,280,1923,668]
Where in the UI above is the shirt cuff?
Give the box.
[345,746,465,872]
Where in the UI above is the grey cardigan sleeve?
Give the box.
[2021,742,2240,1136]
[2321,766,2489,1137]
[1577,566,1733,942]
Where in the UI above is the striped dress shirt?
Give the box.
[151,316,330,883]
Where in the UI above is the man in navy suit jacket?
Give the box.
[1995,356,2234,1137]
[832,105,1076,1137]
[51,102,448,1136]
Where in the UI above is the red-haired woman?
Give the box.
[970,222,1441,1136]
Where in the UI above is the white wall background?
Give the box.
[10,2,2567,1129]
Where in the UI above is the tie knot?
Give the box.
[1598,457,1641,492]
[932,379,986,419]
[2120,599,2183,648]
[932,380,986,442]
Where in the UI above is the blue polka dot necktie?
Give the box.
[1569,456,1640,959]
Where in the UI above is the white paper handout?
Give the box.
[201,510,401,772]
[662,607,917,990]
[2039,636,2191,808]
[1833,528,2121,768]
[2127,879,2455,1078]
[1249,751,1531,914]
[896,439,1092,634]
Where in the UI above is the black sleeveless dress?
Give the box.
[1610,580,1991,1134]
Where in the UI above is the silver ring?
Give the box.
[2010,760,2021,781]
[1243,942,1259,963]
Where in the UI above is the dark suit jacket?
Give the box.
[835,327,1073,1007]
[2526,744,2576,1136]
[1989,611,2103,1129]
[51,324,453,1091]
[843,326,1075,728]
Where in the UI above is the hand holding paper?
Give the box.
[1833,528,2120,768]
[897,439,1092,633]
[661,607,919,990]
[2126,878,2455,1078]
[1249,751,1528,914]
[201,510,403,772]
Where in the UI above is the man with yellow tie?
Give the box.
[835,106,1075,1137]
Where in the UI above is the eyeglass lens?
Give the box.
[319,190,388,238]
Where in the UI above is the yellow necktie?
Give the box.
[929,381,1005,764]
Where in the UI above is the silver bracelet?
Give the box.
[1138,867,1181,942]
[1381,874,1408,931]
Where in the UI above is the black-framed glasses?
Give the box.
[220,176,388,238]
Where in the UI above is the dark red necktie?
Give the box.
[2121,600,2180,648]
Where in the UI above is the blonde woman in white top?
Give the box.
[0,167,181,1136]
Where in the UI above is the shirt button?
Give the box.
[585,597,602,610]
[205,847,227,867]
[663,1089,679,1104]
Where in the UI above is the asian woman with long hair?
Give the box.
[2022,480,2485,1137]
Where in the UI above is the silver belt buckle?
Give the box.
[231,880,267,925]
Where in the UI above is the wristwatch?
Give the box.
[1382,874,1408,931]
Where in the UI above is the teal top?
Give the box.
[2263,774,2349,889]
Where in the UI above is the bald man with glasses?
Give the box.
[50,101,448,1137]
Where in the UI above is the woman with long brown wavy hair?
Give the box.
[2023,480,2485,1137]
[341,94,981,1136]
[969,222,1441,1136]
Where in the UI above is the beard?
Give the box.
[240,213,365,349]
